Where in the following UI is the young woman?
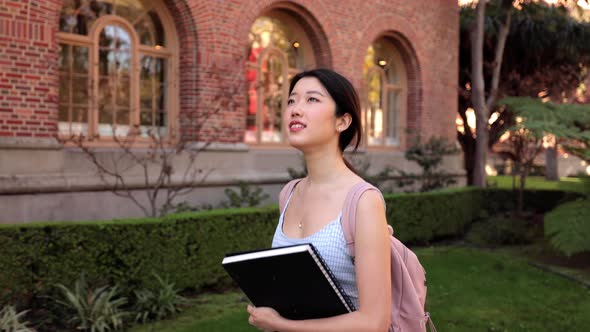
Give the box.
[246,69,392,332]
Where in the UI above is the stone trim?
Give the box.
[0,137,62,150]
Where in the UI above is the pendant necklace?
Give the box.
[298,221,303,229]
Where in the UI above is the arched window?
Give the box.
[245,14,315,144]
[362,37,407,147]
[57,0,178,139]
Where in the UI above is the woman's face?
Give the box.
[284,77,342,150]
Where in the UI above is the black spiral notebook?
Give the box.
[222,243,355,320]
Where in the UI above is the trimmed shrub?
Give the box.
[544,198,590,257]
[482,189,584,214]
[1,186,581,308]
[384,187,483,244]
[0,207,279,307]
[466,217,539,247]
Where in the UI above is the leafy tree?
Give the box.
[497,96,590,214]
[394,136,461,192]
[458,0,590,185]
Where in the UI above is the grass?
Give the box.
[488,175,590,194]
[131,246,590,332]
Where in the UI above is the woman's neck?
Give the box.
[303,148,352,187]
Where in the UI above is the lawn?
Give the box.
[488,175,590,194]
[131,246,590,332]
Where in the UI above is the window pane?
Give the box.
[58,75,69,104]
[60,0,155,37]
[247,15,310,143]
[260,54,284,143]
[386,90,399,146]
[73,47,89,74]
[364,70,382,146]
[99,25,131,51]
[97,25,132,136]
[248,16,304,70]
[58,104,70,125]
[58,43,90,134]
[135,10,165,46]
[139,55,167,136]
[244,85,257,143]
[72,76,90,105]
[116,76,130,107]
[116,108,130,125]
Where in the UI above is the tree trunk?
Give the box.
[517,168,527,216]
[545,146,559,181]
[470,1,488,187]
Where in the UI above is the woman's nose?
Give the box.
[290,102,302,117]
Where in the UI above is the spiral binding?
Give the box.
[307,244,356,312]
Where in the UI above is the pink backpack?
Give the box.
[279,179,436,332]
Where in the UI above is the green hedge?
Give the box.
[1,186,581,307]
[482,189,584,214]
[0,207,279,307]
[384,187,483,243]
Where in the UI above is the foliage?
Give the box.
[458,0,590,184]
[383,188,482,244]
[132,247,590,332]
[394,136,460,192]
[465,217,538,246]
[482,188,584,215]
[133,273,188,324]
[0,207,280,308]
[488,175,590,195]
[545,198,590,257]
[222,182,270,209]
[0,306,35,332]
[159,201,215,215]
[0,185,584,313]
[497,97,590,213]
[51,273,128,332]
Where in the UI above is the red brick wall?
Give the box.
[0,0,60,137]
[0,0,459,145]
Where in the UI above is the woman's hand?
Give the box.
[247,304,284,331]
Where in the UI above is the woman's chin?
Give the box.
[287,136,308,149]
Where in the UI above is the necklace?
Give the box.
[298,221,303,229]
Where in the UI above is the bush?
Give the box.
[0,207,279,307]
[544,198,590,257]
[482,189,584,214]
[384,187,483,244]
[0,305,35,332]
[133,273,188,324]
[466,217,539,246]
[51,273,128,332]
[1,186,582,310]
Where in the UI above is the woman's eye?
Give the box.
[287,99,294,105]
[308,97,319,103]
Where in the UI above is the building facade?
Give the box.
[0,0,461,223]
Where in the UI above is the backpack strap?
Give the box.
[340,181,383,258]
[279,178,303,213]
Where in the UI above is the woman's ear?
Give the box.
[336,113,353,133]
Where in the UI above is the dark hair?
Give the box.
[288,69,363,153]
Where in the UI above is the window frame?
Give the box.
[56,1,179,145]
[245,14,315,146]
[362,40,407,149]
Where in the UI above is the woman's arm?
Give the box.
[248,190,392,332]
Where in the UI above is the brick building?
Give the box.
[0,0,461,223]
